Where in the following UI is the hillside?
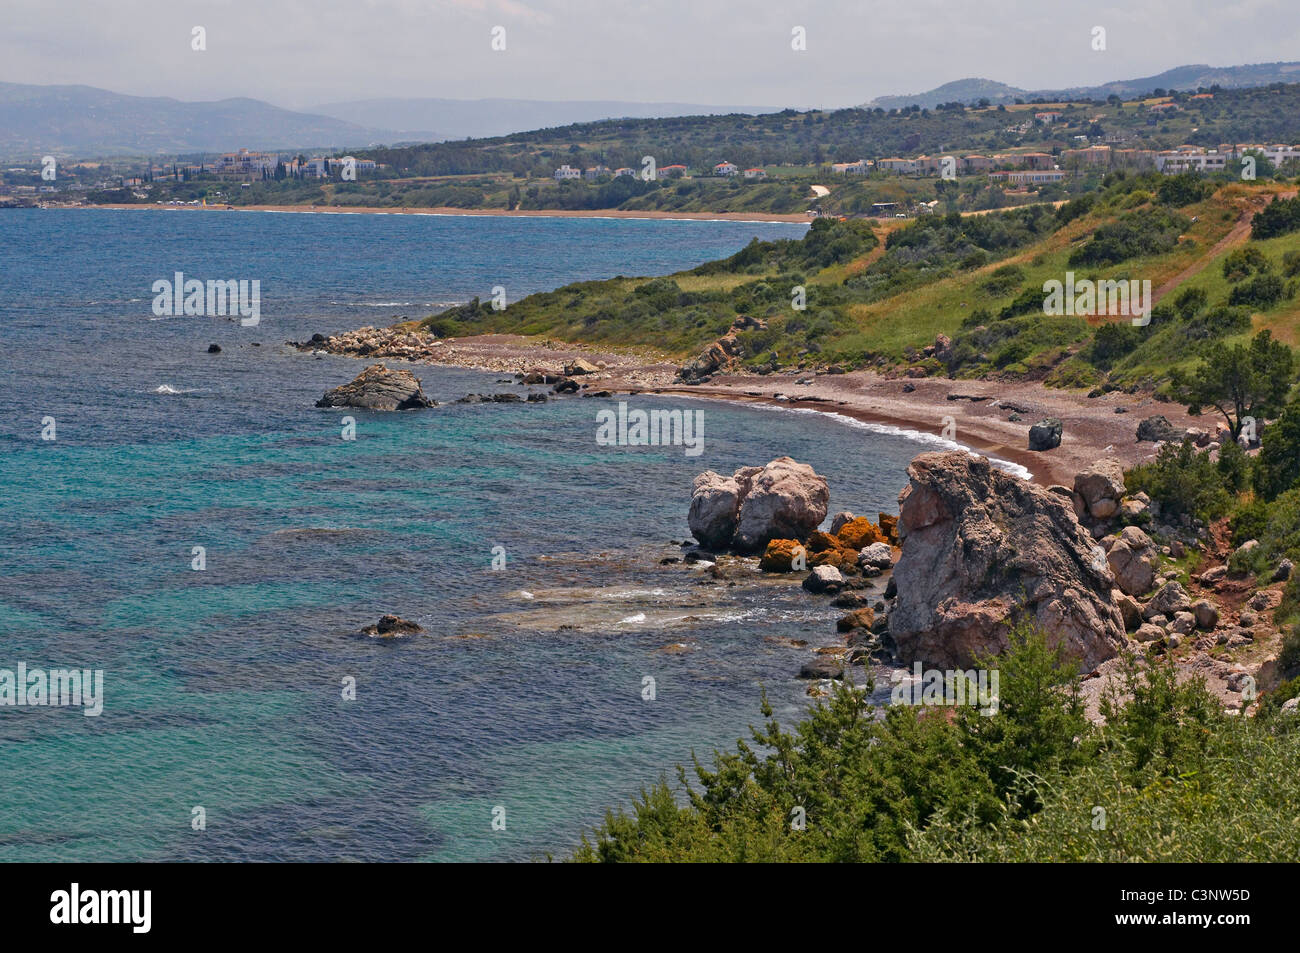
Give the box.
[89,81,1300,217]
[412,177,1300,395]
[308,98,781,142]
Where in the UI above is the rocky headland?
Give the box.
[686,451,1291,718]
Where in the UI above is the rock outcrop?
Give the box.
[759,538,807,572]
[1104,526,1159,597]
[676,316,767,383]
[1073,459,1125,521]
[836,517,886,550]
[688,457,829,552]
[316,364,434,411]
[889,451,1123,670]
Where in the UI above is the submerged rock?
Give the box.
[798,657,844,680]
[316,364,434,411]
[889,451,1123,670]
[358,614,422,638]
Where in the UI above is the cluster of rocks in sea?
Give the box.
[313,362,610,412]
[292,326,440,361]
[686,451,1290,708]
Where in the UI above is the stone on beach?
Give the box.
[1028,417,1063,451]
[802,565,844,593]
[1136,415,1185,443]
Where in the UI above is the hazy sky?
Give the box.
[5,0,1299,108]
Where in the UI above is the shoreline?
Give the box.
[298,331,1212,487]
[71,203,814,224]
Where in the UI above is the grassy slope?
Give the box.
[414,181,1300,390]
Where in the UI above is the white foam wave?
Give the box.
[735,402,1034,480]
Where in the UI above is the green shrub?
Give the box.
[1216,437,1252,493]
[1125,438,1232,523]
[1172,285,1207,320]
[1068,208,1189,267]
[1087,321,1144,369]
[1157,173,1215,208]
[1222,245,1272,282]
[1227,273,1286,309]
[1231,497,1271,546]
[978,263,1026,298]
[1251,194,1300,240]
[1254,398,1300,501]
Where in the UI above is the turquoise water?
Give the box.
[0,208,928,861]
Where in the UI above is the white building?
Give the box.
[713,161,739,176]
[743,167,767,179]
[1155,151,1229,174]
[214,148,278,177]
[553,165,581,180]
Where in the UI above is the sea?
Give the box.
[1,207,965,861]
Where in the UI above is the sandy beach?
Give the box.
[78,202,813,224]
[304,330,1214,487]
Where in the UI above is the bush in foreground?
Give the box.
[572,628,1300,862]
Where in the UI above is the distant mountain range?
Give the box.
[6,62,1300,160]
[0,81,779,159]
[0,83,394,157]
[864,62,1300,110]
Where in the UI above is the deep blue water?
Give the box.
[0,208,931,861]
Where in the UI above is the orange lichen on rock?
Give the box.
[837,517,885,550]
[759,539,807,572]
[878,513,898,543]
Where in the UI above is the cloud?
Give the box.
[1,0,1296,108]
